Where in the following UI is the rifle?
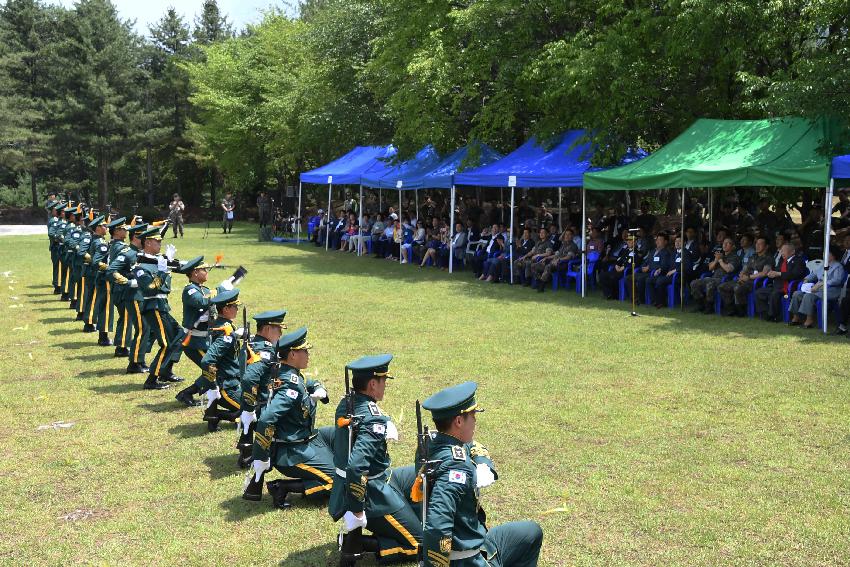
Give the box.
[338,365,366,564]
[236,305,251,439]
[413,400,442,567]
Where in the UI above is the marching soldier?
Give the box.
[133,226,184,390]
[196,288,246,431]
[236,309,288,467]
[332,354,422,565]
[420,382,543,567]
[105,218,132,355]
[243,327,334,509]
[81,215,107,333]
[106,222,153,373]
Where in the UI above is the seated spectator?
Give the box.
[683,226,701,286]
[389,218,403,260]
[329,211,346,249]
[369,214,385,253]
[470,224,500,278]
[348,213,372,253]
[445,222,467,268]
[374,215,396,258]
[789,247,847,328]
[598,236,635,300]
[718,236,773,317]
[832,188,850,230]
[599,228,630,272]
[400,221,421,264]
[586,227,604,257]
[651,236,683,308]
[690,237,741,314]
[626,232,673,306]
[514,227,552,285]
[421,224,449,268]
[754,243,806,322]
[339,214,357,251]
[480,234,509,282]
[737,234,755,267]
[531,228,579,292]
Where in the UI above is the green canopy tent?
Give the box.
[584,117,843,330]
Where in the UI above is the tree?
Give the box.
[193,0,232,46]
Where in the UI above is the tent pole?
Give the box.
[581,187,587,297]
[509,187,515,284]
[296,181,302,244]
[558,187,563,231]
[681,188,686,309]
[358,184,364,257]
[415,189,419,221]
[379,188,382,213]
[823,179,834,333]
[399,189,402,265]
[449,185,456,274]
[500,188,504,223]
[325,183,332,250]
[708,189,714,240]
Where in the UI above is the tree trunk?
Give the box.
[665,188,679,215]
[98,149,108,208]
[146,145,154,207]
[30,166,38,208]
[209,168,217,216]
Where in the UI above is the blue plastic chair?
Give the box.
[558,251,601,293]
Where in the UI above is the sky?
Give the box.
[54,0,297,37]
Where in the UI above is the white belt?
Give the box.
[188,329,208,337]
[449,549,480,560]
[335,468,389,480]
[144,294,168,300]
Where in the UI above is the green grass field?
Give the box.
[1,222,849,566]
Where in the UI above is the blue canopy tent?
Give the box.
[299,145,396,249]
[455,130,646,288]
[827,154,850,331]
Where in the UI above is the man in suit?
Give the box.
[754,243,807,322]
[628,232,674,306]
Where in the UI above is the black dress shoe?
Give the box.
[159,374,184,383]
[75,312,85,321]
[143,380,170,390]
[60,293,69,301]
[140,364,150,373]
[126,362,145,374]
[175,389,202,407]
[114,346,129,357]
[203,405,220,432]
[97,332,112,346]
[53,286,62,294]
[82,323,96,332]
[834,327,847,335]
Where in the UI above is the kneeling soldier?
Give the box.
[236,309,287,468]
[420,382,543,567]
[243,327,334,508]
[332,354,421,565]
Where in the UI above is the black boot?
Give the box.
[126,362,145,374]
[175,384,202,407]
[269,479,305,510]
[203,402,221,432]
[60,292,69,301]
[242,470,266,501]
[158,372,184,383]
[143,374,170,390]
[68,299,77,310]
[82,323,96,332]
[53,286,62,294]
[75,312,85,321]
[114,346,129,357]
[140,360,150,373]
[97,332,112,346]
[236,423,254,468]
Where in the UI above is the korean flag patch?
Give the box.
[285,389,299,399]
[187,288,197,296]
[100,245,108,252]
[136,269,144,277]
[223,336,233,343]
[448,470,467,484]
[372,423,385,435]
[260,351,271,360]
[116,255,125,262]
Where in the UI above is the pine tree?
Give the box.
[193,0,232,46]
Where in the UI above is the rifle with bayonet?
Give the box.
[338,365,367,565]
[413,400,442,567]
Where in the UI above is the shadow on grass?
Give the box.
[40,316,80,324]
[279,541,356,567]
[87,382,141,395]
[169,421,214,439]
[77,368,122,379]
[263,245,846,346]
[138,399,186,413]
[70,351,117,362]
[203,453,240,480]
[57,340,100,350]
[219,494,280,522]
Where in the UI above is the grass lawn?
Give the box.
[1,222,848,566]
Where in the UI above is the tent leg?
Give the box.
[708,189,714,240]
[823,179,834,333]
[558,187,563,231]
[326,183,332,250]
[449,186,456,274]
[415,189,419,222]
[358,184,364,257]
[581,188,586,297]
[681,188,686,309]
[379,189,382,213]
[296,181,302,244]
[501,188,504,223]
[509,187,515,284]
[399,189,402,265]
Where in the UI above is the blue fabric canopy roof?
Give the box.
[300,145,396,185]
[361,145,442,189]
[403,142,504,189]
[454,130,645,188]
[833,155,850,180]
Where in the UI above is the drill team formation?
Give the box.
[42,198,544,567]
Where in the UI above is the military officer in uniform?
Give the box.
[58,204,78,301]
[243,327,334,509]
[81,215,107,333]
[531,228,579,292]
[513,228,552,285]
[105,218,132,355]
[236,309,288,467]
[72,210,96,322]
[62,205,84,310]
[47,202,66,294]
[420,382,543,567]
[689,237,741,314]
[332,354,422,565]
[91,217,126,346]
[197,288,245,431]
[718,236,773,317]
[133,226,183,390]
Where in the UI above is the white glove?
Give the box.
[165,244,177,261]
[476,463,496,489]
[233,327,245,339]
[219,278,234,291]
[342,511,368,534]
[252,458,271,481]
[156,256,168,271]
[205,387,221,408]
[385,420,399,442]
[310,387,327,401]
[129,279,138,288]
[240,410,256,432]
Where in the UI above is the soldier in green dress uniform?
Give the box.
[197,288,245,431]
[90,217,125,346]
[236,309,287,467]
[47,202,66,294]
[62,206,83,310]
[173,256,217,407]
[72,209,96,322]
[332,354,422,565]
[133,226,184,390]
[243,327,334,509]
[420,382,543,567]
[81,215,106,333]
[58,204,78,301]
[104,218,132,355]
